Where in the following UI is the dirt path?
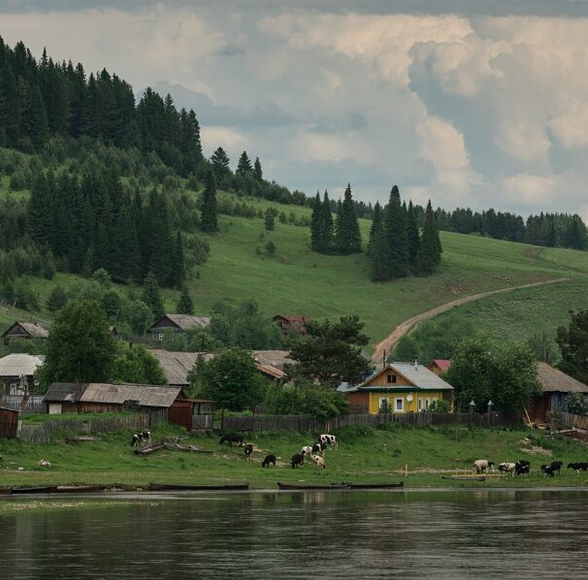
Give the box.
[372,277,570,363]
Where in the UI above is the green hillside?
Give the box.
[4,173,588,350]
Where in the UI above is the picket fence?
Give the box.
[222,411,521,433]
[18,414,149,444]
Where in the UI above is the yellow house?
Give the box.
[338,362,455,414]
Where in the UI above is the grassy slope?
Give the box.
[1,424,587,490]
[3,167,588,347]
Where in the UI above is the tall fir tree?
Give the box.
[418,200,442,275]
[168,231,186,287]
[406,200,421,267]
[201,170,218,233]
[383,185,409,278]
[142,271,164,318]
[310,192,322,252]
[176,284,194,315]
[334,184,361,254]
[236,151,252,176]
[319,191,334,253]
[367,201,383,257]
[253,157,263,181]
[369,207,389,282]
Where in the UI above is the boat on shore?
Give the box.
[54,485,106,494]
[11,486,58,495]
[277,482,350,490]
[149,482,250,491]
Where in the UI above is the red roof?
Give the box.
[273,315,310,323]
[432,359,451,371]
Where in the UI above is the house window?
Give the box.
[418,397,423,411]
[395,398,404,413]
[379,397,390,412]
[387,374,397,384]
[425,398,430,410]
[158,333,164,342]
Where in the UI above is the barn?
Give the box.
[2,321,49,343]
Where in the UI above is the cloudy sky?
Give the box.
[2,0,588,216]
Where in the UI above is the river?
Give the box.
[1,489,587,579]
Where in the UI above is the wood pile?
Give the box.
[134,438,213,455]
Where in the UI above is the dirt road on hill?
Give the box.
[371,277,570,363]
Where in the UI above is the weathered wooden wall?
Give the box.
[557,411,588,430]
[18,414,149,444]
[223,411,521,433]
[0,407,19,438]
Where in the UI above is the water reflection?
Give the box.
[1,490,588,579]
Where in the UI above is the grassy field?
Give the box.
[1,424,587,492]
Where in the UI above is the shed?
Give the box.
[168,398,214,432]
[0,407,19,439]
[272,315,310,334]
[2,321,49,343]
[0,353,45,396]
[529,363,588,421]
[148,314,211,342]
[428,359,451,376]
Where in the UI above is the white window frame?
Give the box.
[425,398,431,410]
[418,397,423,411]
[158,333,164,342]
[395,397,404,413]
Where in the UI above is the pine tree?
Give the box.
[236,151,252,176]
[201,171,218,233]
[176,284,194,315]
[142,271,164,318]
[370,209,389,282]
[383,185,409,278]
[407,200,421,267]
[211,146,230,181]
[168,231,186,287]
[253,157,263,181]
[418,200,442,275]
[318,191,334,253]
[334,184,362,254]
[367,201,382,257]
[264,208,275,231]
[310,192,322,252]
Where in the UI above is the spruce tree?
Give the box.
[236,151,252,176]
[367,201,383,257]
[211,146,230,180]
[310,192,322,252]
[407,200,421,267]
[319,191,334,253]
[201,170,218,233]
[142,271,164,318]
[253,157,263,181]
[418,200,442,275]
[370,210,389,282]
[176,284,194,315]
[335,184,362,254]
[168,231,185,287]
[383,185,409,278]
[264,208,275,231]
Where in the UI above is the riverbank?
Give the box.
[1,424,587,491]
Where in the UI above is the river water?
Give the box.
[1,489,587,579]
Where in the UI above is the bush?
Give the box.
[566,393,588,416]
[428,399,451,413]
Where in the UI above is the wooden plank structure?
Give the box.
[0,406,19,438]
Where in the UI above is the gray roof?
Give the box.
[150,314,211,331]
[43,383,182,408]
[0,353,45,377]
[537,362,588,394]
[3,321,49,339]
[151,349,292,386]
[338,362,454,393]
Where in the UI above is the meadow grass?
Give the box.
[1,424,587,490]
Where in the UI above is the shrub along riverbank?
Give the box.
[1,424,587,490]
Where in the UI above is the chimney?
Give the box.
[414,357,418,370]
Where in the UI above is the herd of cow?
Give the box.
[473,458,588,476]
[219,432,338,469]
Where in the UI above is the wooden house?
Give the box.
[529,362,588,422]
[428,359,451,376]
[272,315,310,335]
[2,321,49,343]
[0,353,44,396]
[42,382,213,430]
[148,314,211,342]
[150,349,292,387]
[338,362,455,414]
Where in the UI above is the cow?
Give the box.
[311,454,326,469]
[300,446,314,457]
[140,430,151,443]
[244,443,254,460]
[567,462,588,473]
[498,462,517,475]
[130,434,142,447]
[219,432,244,447]
[291,453,305,469]
[540,464,558,477]
[515,460,531,476]
[262,454,276,468]
[549,461,563,475]
[473,460,495,474]
[312,441,327,455]
[319,434,338,450]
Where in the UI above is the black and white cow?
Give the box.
[300,446,314,457]
[498,462,516,475]
[291,453,305,469]
[244,443,254,460]
[319,434,337,450]
[312,441,327,455]
[262,454,276,468]
[540,464,558,477]
[515,460,531,476]
[567,462,588,473]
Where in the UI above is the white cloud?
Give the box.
[500,174,555,205]
[495,122,551,163]
[416,116,469,171]
[548,99,588,148]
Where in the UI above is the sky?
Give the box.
[2,0,588,216]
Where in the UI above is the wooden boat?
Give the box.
[11,486,58,495]
[347,482,404,490]
[149,482,249,491]
[441,475,486,481]
[0,487,12,495]
[277,482,350,491]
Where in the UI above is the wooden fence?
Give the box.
[0,407,19,438]
[222,411,521,433]
[18,414,149,444]
[556,411,588,430]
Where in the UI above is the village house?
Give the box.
[427,359,451,376]
[0,353,44,396]
[42,382,214,431]
[272,315,310,335]
[529,362,588,422]
[150,349,291,387]
[338,361,455,414]
[148,314,211,342]
[2,321,49,344]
